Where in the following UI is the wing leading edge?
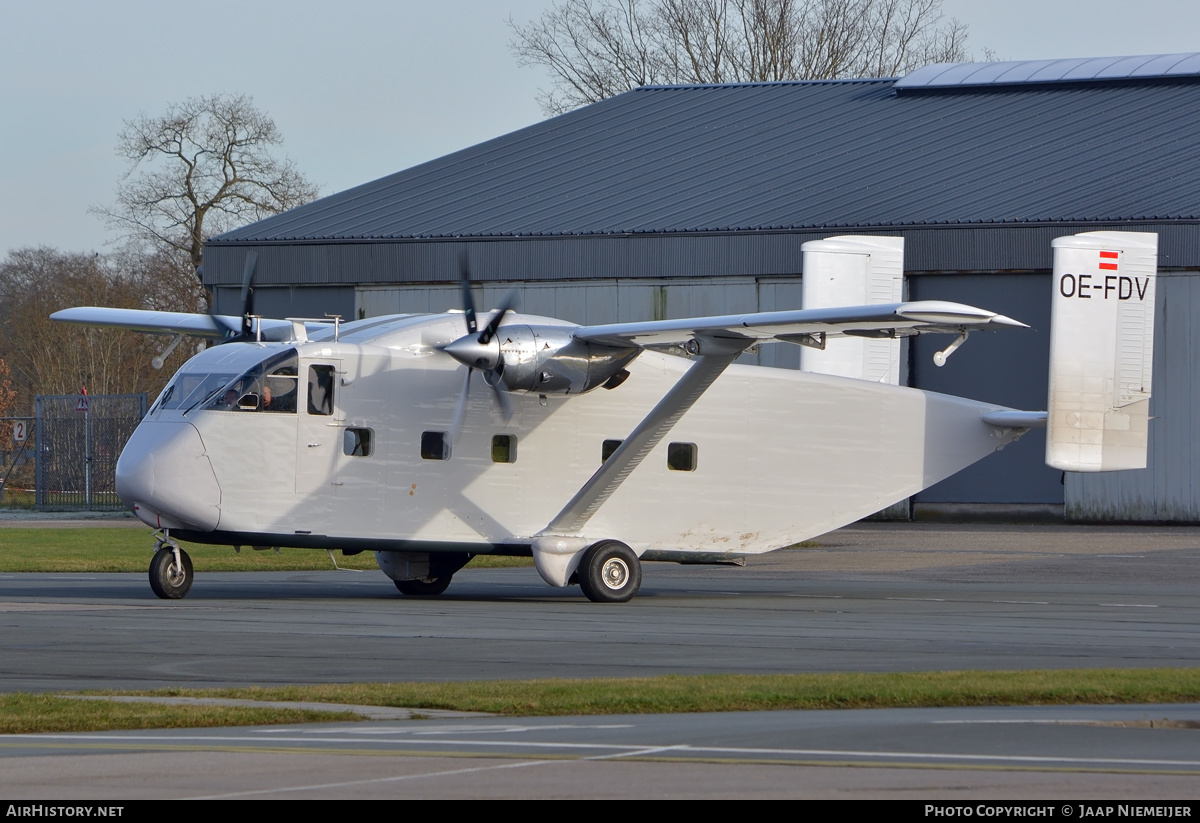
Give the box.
[572,300,1026,349]
[50,307,313,341]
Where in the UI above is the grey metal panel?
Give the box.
[356,288,401,318]
[908,273,1061,505]
[212,285,355,322]
[516,285,559,320]
[207,74,1200,248]
[755,279,805,369]
[615,282,662,322]
[356,278,764,325]
[202,223,1200,288]
[896,53,1200,90]
[1067,271,1200,521]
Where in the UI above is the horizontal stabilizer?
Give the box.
[1046,231,1157,472]
[982,409,1047,429]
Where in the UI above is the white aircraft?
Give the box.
[52,231,1157,603]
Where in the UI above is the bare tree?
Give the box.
[92,94,319,306]
[0,358,16,432]
[511,0,977,114]
[0,248,176,408]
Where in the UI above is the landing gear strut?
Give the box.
[382,551,471,597]
[578,540,641,603]
[149,531,193,600]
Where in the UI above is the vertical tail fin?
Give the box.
[1046,231,1157,472]
[800,235,904,384]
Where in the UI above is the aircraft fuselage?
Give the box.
[117,311,1021,563]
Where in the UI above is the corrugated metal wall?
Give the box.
[909,273,1060,505]
[1067,270,1200,520]
[202,222,1200,288]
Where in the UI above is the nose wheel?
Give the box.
[149,533,193,599]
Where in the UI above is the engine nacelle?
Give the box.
[496,325,638,395]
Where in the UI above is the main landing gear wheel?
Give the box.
[149,547,193,600]
[394,576,452,596]
[578,541,641,603]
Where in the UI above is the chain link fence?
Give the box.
[31,394,147,510]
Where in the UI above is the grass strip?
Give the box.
[0,693,358,734]
[0,528,531,572]
[92,668,1200,718]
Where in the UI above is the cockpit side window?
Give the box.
[261,363,298,413]
[307,365,335,416]
[202,349,299,413]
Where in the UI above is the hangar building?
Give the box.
[203,53,1200,521]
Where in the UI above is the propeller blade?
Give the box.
[459,254,477,335]
[490,380,514,421]
[477,289,519,346]
[240,252,258,337]
[482,367,514,421]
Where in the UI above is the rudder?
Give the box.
[1046,231,1157,472]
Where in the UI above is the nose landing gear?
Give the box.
[150,531,193,600]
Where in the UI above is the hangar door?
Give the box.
[909,273,1062,505]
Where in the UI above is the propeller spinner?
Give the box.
[441,260,518,438]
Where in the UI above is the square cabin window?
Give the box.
[343,428,373,457]
[492,434,516,463]
[421,431,451,460]
[602,439,622,463]
[667,442,697,472]
[307,365,335,416]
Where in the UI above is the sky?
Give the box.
[2,0,1197,258]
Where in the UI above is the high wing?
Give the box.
[572,300,1026,349]
[50,307,312,341]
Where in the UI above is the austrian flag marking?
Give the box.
[1099,250,1119,271]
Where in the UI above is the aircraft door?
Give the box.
[295,361,342,521]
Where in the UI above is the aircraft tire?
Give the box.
[149,548,193,600]
[394,576,452,596]
[578,541,641,603]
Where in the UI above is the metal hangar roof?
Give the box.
[213,54,1200,245]
[205,54,1200,286]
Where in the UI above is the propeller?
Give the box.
[441,256,518,439]
[238,251,257,338]
[211,252,258,343]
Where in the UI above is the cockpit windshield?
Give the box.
[156,372,238,412]
[202,349,299,413]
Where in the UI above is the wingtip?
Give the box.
[992,314,1029,329]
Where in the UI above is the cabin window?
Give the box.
[421,431,451,460]
[308,365,335,415]
[344,428,373,457]
[492,434,516,463]
[602,439,622,462]
[667,442,697,472]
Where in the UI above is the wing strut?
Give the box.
[542,336,751,536]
